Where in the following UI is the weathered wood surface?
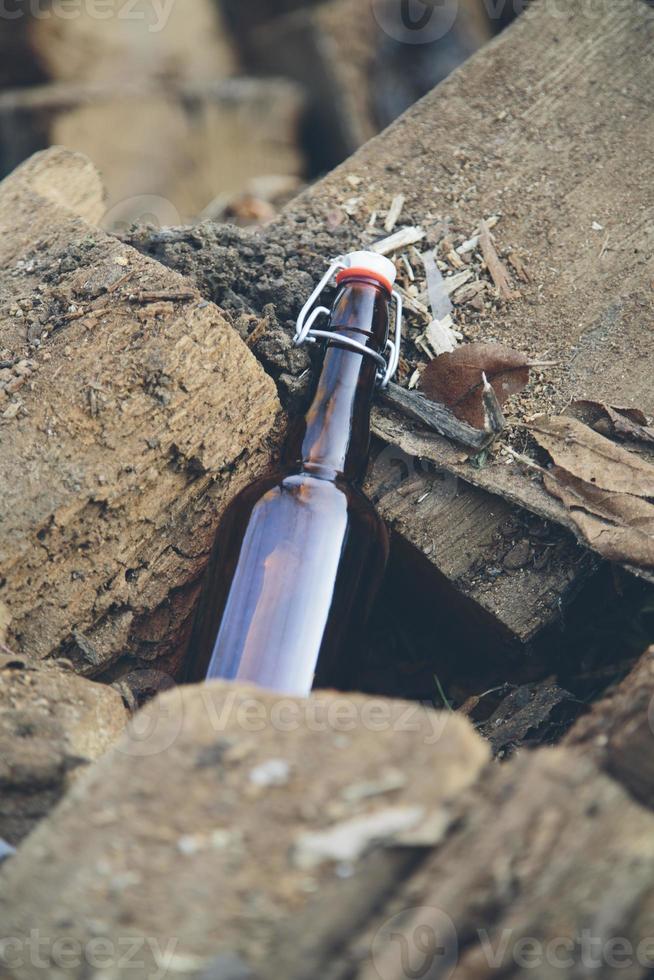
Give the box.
[567,645,654,810]
[0,682,489,978]
[352,749,654,980]
[3,682,654,979]
[0,652,127,846]
[302,0,653,570]
[0,148,280,676]
[0,79,304,224]
[365,444,591,643]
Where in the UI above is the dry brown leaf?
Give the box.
[531,415,654,568]
[544,467,654,567]
[531,415,654,499]
[421,342,529,429]
[569,400,654,447]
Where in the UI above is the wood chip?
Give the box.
[372,227,425,255]
[421,251,453,322]
[384,194,405,233]
[446,249,466,269]
[479,219,518,301]
[424,316,458,356]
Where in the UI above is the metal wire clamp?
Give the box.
[293,258,403,388]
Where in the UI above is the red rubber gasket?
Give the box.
[336,267,393,295]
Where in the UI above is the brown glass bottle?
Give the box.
[186,265,393,695]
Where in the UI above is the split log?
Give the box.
[0,79,304,224]
[0,652,127,845]
[566,646,654,810]
[350,749,654,980]
[0,147,280,675]
[3,683,654,979]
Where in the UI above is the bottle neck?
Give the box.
[288,276,391,483]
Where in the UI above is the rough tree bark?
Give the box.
[0,148,281,679]
[566,646,654,811]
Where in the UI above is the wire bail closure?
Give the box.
[293,257,403,388]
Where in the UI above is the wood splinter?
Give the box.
[479,218,519,301]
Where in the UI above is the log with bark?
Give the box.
[0,147,281,679]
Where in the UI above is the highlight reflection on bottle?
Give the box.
[187,252,399,696]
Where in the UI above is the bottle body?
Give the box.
[186,271,393,695]
[187,468,388,693]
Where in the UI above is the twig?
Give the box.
[106,270,137,294]
[503,445,547,474]
[128,290,196,304]
[380,383,497,450]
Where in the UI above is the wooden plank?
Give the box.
[365,443,591,642]
[126,1,654,639]
[273,0,654,563]
[0,147,280,674]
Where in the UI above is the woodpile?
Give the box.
[0,1,653,977]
